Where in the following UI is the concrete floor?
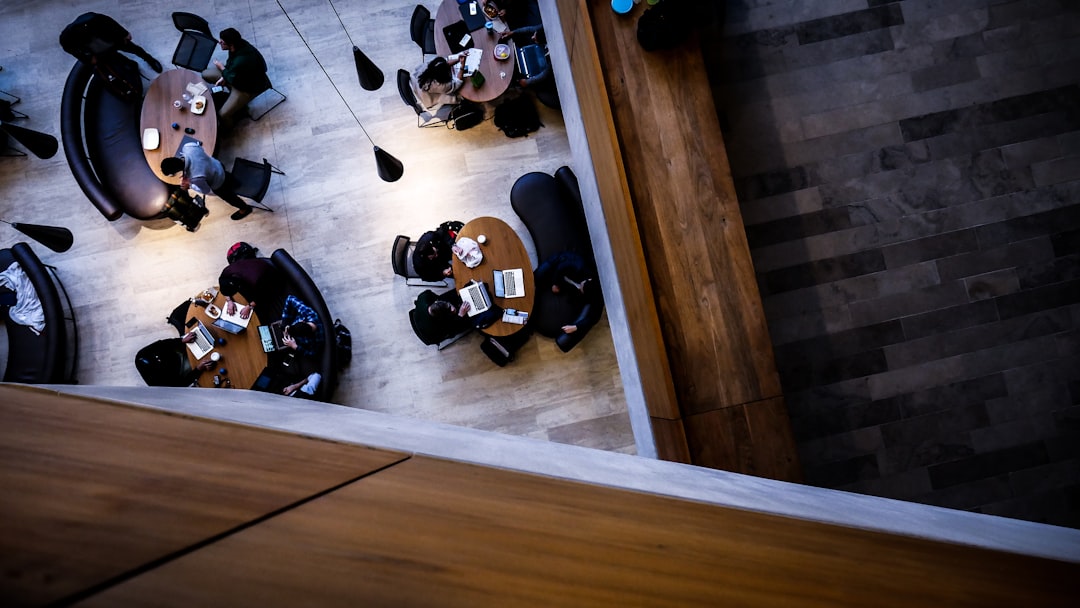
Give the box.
[706,0,1080,527]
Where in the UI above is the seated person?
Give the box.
[218,242,282,319]
[137,338,214,387]
[59,12,162,72]
[535,251,603,339]
[161,141,254,220]
[202,28,269,127]
[412,289,474,343]
[500,24,550,89]
[491,0,542,30]
[412,54,468,111]
[412,229,456,282]
[279,294,324,357]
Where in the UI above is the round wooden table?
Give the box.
[452,217,535,337]
[140,69,218,185]
[434,0,516,103]
[184,290,267,389]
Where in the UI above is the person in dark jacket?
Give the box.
[412,230,455,282]
[535,251,603,337]
[202,28,269,126]
[59,12,162,72]
[412,289,473,344]
[218,242,283,319]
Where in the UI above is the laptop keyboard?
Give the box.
[504,271,518,296]
[192,326,213,352]
[467,285,486,310]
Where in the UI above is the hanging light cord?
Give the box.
[275,0,374,144]
[327,0,356,48]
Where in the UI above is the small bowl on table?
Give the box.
[494,44,511,61]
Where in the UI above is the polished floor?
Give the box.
[0,0,634,453]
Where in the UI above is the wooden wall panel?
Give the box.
[0,386,407,607]
[683,398,802,481]
[81,456,1078,607]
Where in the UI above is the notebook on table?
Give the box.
[185,320,215,359]
[258,321,287,353]
[175,134,202,157]
[458,0,488,31]
[212,301,253,334]
[459,280,492,317]
[493,268,525,298]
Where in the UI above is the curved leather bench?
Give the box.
[510,166,604,351]
[0,242,75,383]
[254,249,339,401]
[61,60,170,221]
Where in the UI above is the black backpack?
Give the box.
[333,319,352,369]
[494,96,542,138]
[448,100,484,131]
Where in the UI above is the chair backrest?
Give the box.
[172,12,213,37]
[410,5,431,48]
[135,338,192,387]
[409,308,441,346]
[392,235,414,279]
[172,30,217,72]
[230,157,273,203]
[396,69,422,116]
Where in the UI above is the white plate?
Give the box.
[190,95,207,115]
[142,128,159,150]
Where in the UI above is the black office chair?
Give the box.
[410,5,437,59]
[171,12,217,72]
[230,157,284,213]
[409,307,471,350]
[392,235,448,287]
[244,74,287,121]
[135,338,197,387]
[396,69,452,128]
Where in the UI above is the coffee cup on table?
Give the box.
[477,234,487,245]
[485,21,494,34]
[210,352,221,363]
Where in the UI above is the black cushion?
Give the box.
[269,249,338,400]
[2,243,68,383]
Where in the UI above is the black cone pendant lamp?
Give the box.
[353,46,384,91]
[1,220,74,253]
[374,146,404,182]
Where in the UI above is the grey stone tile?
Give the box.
[758,249,887,296]
[745,207,854,248]
[778,348,889,392]
[763,261,940,320]
[1032,156,1080,186]
[999,136,1062,170]
[975,47,1041,78]
[900,296,1001,340]
[784,376,872,419]
[782,122,904,168]
[879,432,977,477]
[937,236,1055,281]
[837,467,933,501]
[775,320,906,364]
[1060,130,1080,155]
[796,4,904,45]
[883,373,1009,419]
[803,452,880,486]
[980,486,1080,527]
[882,228,979,268]
[881,402,990,448]
[911,57,981,92]
[849,280,969,327]
[995,277,1080,320]
[1016,253,1080,289]
[785,28,896,72]
[1009,458,1080,496]
[765,302,854,343]
[867,333,1062,400]
[740,187,825,226]
[963,267,1021,300]
[977,207,1080,249]
[1001,355,1080,405]
[930,443,1051,491]
[971,414,1060,454]
[797,426,883,467]
[915,474,1014,510]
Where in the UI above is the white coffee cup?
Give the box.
[210,352,221,362]
[477,234,487,245]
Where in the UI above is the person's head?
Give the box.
[427,299,455,319]
[160,156,185,177]
[418,57,453,89]
[226,241,258,264]
[419,239,441,260]
[219,28,243,50]
[286,320,315,340]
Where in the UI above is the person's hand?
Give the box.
[182,331,196,343]
[283,332,298,350]
[562,324,578,334]
[215,78,224,86]
[551,284,561,294]
[240,304,253,320]
[180,176,191,189]
[224,298,237,315]
[214,60,225,71]
[283,381,303,396]
[197,360,214,371]
[443,267,453,277]
[459,301,471,317]
[499,30,513,42]
[518,78,529,88]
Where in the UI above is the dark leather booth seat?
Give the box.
[510,166,603,352]
[255,249,339,401]
[61,60,170,221]
[0,242,76,383]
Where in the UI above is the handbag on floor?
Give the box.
[448,100,484,131]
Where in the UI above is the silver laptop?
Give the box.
[185,321,215,359]
[458,280,492,317]
[212,302,253,334]
[493,268,525,298]
[259,321,287,353]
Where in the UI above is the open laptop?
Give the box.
[458,0,488,31]
[212,302,253,334]
[185,320,215,359]
[443,21,474,54]
[258,320,287,353]
[458,280,492,317]
[493,268,525,298]
[516,44,547,80]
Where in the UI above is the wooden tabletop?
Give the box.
[434,0,516,103]
[452,216,534,337]
[184,290,267,390]
[140,69,218,185]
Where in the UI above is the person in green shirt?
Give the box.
[202,27,269,127]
